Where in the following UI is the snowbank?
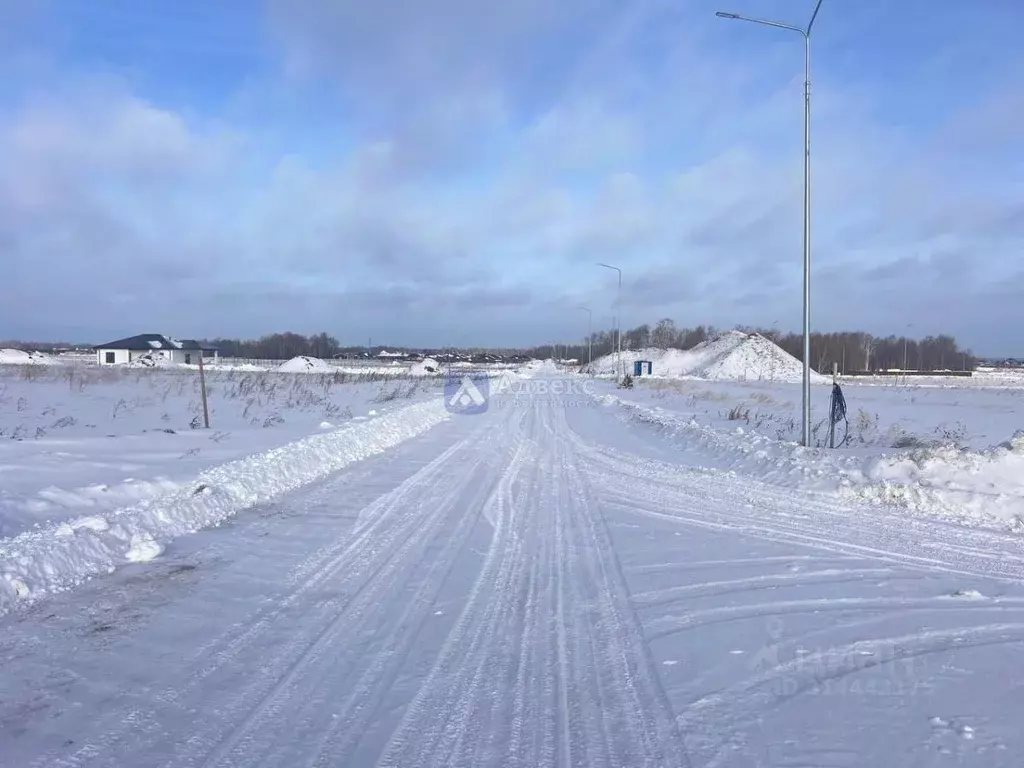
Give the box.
[597,392,1024,531]
[853,432,1024,526]
[279,356,332,372]
[123,352,176,368]
[0,398,450,611]
[409,357,441,376]
[592,332,829,384]
[0,349,56,366]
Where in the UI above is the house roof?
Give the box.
[93,334,217,351]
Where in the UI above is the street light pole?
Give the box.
[597,262,622,378]
[716,0,824,448]
[575,306,593,370]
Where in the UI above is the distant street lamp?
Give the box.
[597,263,622,378]
[716,0,824,447]
[575,306,593,369]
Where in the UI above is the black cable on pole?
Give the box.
[828,381,849,448]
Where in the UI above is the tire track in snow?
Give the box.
[679,623,1024,767]
[562,406,1024,765]
[379,421,537,767]
[557,406,690,768]
[170,420,516,768]
[647,594,1024,641]
[32,419,505,768]
[631,567,901,609]
[378,399,691,768]
[575,439,1024,582]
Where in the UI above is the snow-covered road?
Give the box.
[3,384,1024,766]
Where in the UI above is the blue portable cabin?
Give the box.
[633,360,653,376]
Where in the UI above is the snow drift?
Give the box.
[0,398,450,612]
[592,331,829,383]
[853,432,1024,526]
[123,352,176,368]
[597,392,1024,531]
[0,349,56,366]
[409,357,441,376]
[279,356,333,372]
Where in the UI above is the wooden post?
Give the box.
[198,350,210,428]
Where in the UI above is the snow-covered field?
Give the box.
[0,363,442,540]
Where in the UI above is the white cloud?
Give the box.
[3,1,1023,352]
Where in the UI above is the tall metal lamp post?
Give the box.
[597,262,622,378]
[716,0,824,447]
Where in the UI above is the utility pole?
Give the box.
[198,349,210,428]
[716,0,824,447]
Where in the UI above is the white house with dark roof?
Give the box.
[93,334,218,366]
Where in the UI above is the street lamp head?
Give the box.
[716,11,740,19]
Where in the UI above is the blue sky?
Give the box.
[1,1,1021,353]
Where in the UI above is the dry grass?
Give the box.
[1,363,444,439]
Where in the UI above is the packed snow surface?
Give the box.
[593,330,830,383]
[278,355,333,372]
[2,382,1024,766]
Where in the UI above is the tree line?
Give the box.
[534,319,976,373]
[203,333,345,360]
[4,324,977,372]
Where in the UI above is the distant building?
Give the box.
[93,334,218,366]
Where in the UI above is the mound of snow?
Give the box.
[854,436,1024,526]
[0,349,56,366]
[279,356,332,373]
[409,357,441,376]
[592,332,828,383]
[124,353,176,368]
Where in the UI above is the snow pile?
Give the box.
[0,398,450,611]
[852,432,1024,526]
[699,332,827,382]
[0,349,56,366]
[279,356,332,372]
[409,357,441,376]
[123,353,176,368]
[592,332,828,383]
